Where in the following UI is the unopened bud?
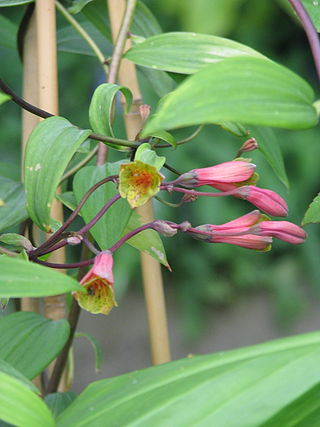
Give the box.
[139,104,151,123]
[174,171,198,188]
[153,220,177,237]
[237,138,258,156]
[189,224,212,241]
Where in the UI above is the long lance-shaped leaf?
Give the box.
[24,116,91,232]
[0,256,83,297]
[141,57,317,135]
[0,372,55,427]
[57,331,320,426]
[124,31,266,74]
[0,311,70,379]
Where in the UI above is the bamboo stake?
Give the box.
[107,0,171,365]
[21,11,40,330]
[35,0,67,390]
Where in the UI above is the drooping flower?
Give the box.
[73,251,117,315]
[251,221,306,244]
[177,160,256,188]
[119,160,164,208]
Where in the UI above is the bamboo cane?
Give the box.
[35,0,67,390]
[107,0,171,365]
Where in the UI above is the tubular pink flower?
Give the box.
[177,160,256,187]
[73,251,117,315]
[210,234,272,251]
[234,186,288,217]
[192,160,256,186]
[210,210,264,233]
[252,221,306,244]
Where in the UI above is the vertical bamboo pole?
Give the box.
[21,13,40,323]
[35,0,67,390]
[108,0,171,365]
[35,0,66,321]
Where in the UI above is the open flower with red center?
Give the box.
[119,160,164,208]
[73,251,117,315]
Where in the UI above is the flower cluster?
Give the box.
[72,154,306,316]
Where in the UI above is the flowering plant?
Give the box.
[0,0,319,425]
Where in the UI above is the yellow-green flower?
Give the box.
[119,160,163,208]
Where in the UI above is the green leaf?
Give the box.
[138,66,176,97]
[81,0,111,39]
[131,1,162,37]
[220,122,250,137]
[149,130,177,148]
[88,83,132,148]
[134,143,166,170]
[0,93,11,105]
[24,116,91,231]
[249,126,289,189]
[124,211,169,268]
[301,0,320,32]
[73,164,132,249]
[75,332,102,372]
[45,392,77,418]
[0,256,83,297]
[0,176,28,232]
[302,193,320,225]
[0,0,33,6]
[0,311,70,379]
[56,191,78,212]
[0,15,17,49]
[68,0,93,14]
[124,32,266,74]
[142,57,318,136]
[0,372,55,427]
[0,233,33,251]
[57,22,112,57]
[0,359,39,394]
[57,331,320,426]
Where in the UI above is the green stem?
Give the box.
[108,0,137,83]
[55,0,109,78]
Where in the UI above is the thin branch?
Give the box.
[96,0,137,165]
[156,125,204,148]
[55,0,109,78]
[288,0,320,81]
[0,79,139,148]
[109,221,154,252]
[30,175,118,257]
[34,258,94,269]
[108,0,137,83]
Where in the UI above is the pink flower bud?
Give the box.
[237,138,258,156]
[252,221,306,244]
[139,104,151,123]
[178,160,256,188]
[73,251,117,315]
[234,186,288,217]
[193,160,256,186]
[210,234,272,251]
[191,223,272,251]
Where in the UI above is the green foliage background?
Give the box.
[1,0,319,339]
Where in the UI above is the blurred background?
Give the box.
[1,0,320,393]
